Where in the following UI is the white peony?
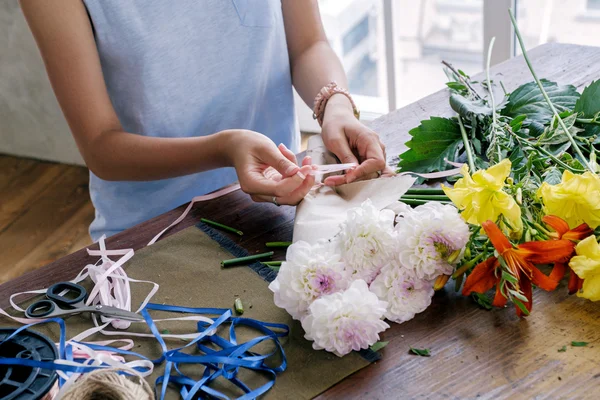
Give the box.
[268,240,349,320]
[334,200,396,284]
[394,202,470,280]
[301,280,389,356]
[369,263,434,323]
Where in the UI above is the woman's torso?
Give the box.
[83,0,298,240]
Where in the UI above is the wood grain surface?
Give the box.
[1,43,599,399]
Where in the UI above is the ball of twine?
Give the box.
[59,368,153,400]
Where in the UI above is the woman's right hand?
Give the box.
[220,130,315,206]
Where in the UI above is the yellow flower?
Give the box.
[442,159,522,235]
[538,171,600,229]
[569,235,600,301]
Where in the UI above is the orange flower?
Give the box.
[542,215,593,294]
[463,220,573,316]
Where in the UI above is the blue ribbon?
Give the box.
[0,303,288,400]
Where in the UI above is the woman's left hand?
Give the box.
[320,94,394,186]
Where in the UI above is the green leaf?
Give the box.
[543,167,563,185]
[557,346,567,352]
[509,114,528,131]
[449,94,492,120]
[446,82,468,93]
[575,80,600,118]
[409,347,431,357]
[398,117,463,174]
[513,298,530,316]
[370,341,389,352]
[501,79,580,123]
[571,341,588,347]
[538,113,583,145]
[501,270,518,285]
[471,293,493,310]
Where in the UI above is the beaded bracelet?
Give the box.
[312,81,360,127]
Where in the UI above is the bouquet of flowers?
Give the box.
[270,11,600,356]
[269,199,470,356]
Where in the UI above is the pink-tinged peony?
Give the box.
[334,200,396,284]
[369,263,435,323]
[301,280,389,356]
[268,241,349,320]
[394,202,470,280]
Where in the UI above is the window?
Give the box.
[392,0,484,107]
[299,0,600,133]
[342,16,370,54]
[516,0,600,52]
[319,0,388,106]
[588,0,600,10]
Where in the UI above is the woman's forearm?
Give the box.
[84,129,232,181]
[291,40,351,111]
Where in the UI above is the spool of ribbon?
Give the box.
[0,303,288,400]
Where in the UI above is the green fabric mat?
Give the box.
[0,225,373,399]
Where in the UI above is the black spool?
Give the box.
[0,328,58,400]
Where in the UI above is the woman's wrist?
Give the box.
[322,93,355,123]
[214,129,237,167]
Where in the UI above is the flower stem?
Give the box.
[508,131,585,173]
[405,188,446,195]
[400,199,451,207]
[441,60,483,100]
[265,242,292,248]
[576,118,600,125]
[486,36,498,128]
[509,9,595,174]
[452,253,485,279]
[400,194,450,201]
[201,218,243,236]
[457,116,476,172]
[221,251,274,268]
[261,261,283,267]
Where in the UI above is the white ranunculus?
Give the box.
[334,200,396,284]
[394,202,470,280]
[369,263,434,323]
[301,280,389,356]
[268,240,349,320]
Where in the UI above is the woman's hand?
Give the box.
[221,130,315,206]
[320,95,393,186]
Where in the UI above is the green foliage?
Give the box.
[369,341,389,352]
[449,94,492,121]
[409,347,431,357]
[471,293,493,310]
[501,80,580,123]
[571,341,588,347]
[398,117,463,173]
[575,80,600,118]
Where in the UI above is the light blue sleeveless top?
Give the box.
[83,0,299,241]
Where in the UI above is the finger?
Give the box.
[243,165,313,197]
[253,173,316,206]
[278,143,298,167]
[302,155,312,166]
[323,135,359,165]
[263,145,300,178]
[280,172,316,205]
[345,137,386,183]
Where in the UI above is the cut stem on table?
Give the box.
[201,218,243,236]
[221,252,274,267]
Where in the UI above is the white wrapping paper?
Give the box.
[293,135,416,244]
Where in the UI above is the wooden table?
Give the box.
[2,43,599,399]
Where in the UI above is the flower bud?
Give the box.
[446,249,462,264]
[516,188,522,205]
[434,275,450,291]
